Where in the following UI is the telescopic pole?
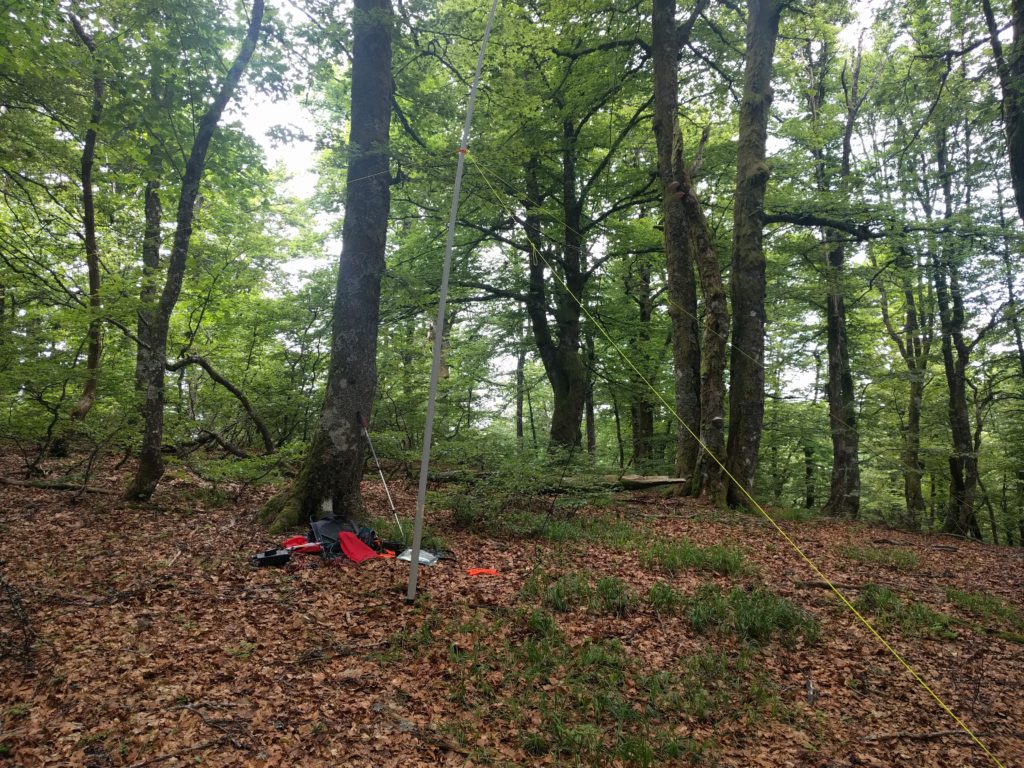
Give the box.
[406,0,500,603]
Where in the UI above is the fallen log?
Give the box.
[617,474,691,490]
[0,476,118,495]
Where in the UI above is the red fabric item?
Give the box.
[465,568,499,576]
[338,531,382,564]
[281,535,322,555]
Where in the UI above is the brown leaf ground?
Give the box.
[1,454,1022,767]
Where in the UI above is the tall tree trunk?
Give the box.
[796,40,863,518]
[584,331,596,455]
[803,446,815,509]
[516,315,527,447]
[262,0,393,530]
[652,0,703,481]
[996,178,1024,378]
[932,131,981,538]
[876,242,932,525]
[69,15,104,422]
[821,235,860,518]
[136,178,162,390]
[625,255,655,467]
[982,0,1024,223]
[686,178,728,500]
[124,0,265,500]
[522,157,587,450]
[612,394,625,468]
[725,0,782,506]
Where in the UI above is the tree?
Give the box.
[125,0,266,499]
[67,13,105,423]
[982,0,1024,224]
[725,0,783,506]
[653,0,702,481]
[262,0,394,530]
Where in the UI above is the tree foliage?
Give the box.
[2,0,1024,544]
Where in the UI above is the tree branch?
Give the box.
[166,355,274,453]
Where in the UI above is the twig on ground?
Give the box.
[127,739,224,767]
[863,729,985,742]
[0,476,117,494]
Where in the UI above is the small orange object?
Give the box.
[465,568,499,576]
[457,146,468,155]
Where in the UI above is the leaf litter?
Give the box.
[0,456,1021,767]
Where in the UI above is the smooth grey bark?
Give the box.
[625,256,655,467]
[725,0,782,507]
[585,331,597,455]
[261,0,393,530]
[516,315,527,447]
[124,0,265,500]
[135,177,161,392]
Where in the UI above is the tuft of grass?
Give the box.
[841,545,919,571]
[685,585,819,646]
[648,581,685,616]
[679,649,783,725]
[520,731,549,756]
[223,641,256,659]
[371,516,447,552]
[685,584,730,633]
[945,588,1024,631]
[855,584,955,638]
[544,572,593,613]
[729,588,820,646]
[641,539,746,577]
[772,506,818,523]
[592,576,637,617]
[521,608,561,640]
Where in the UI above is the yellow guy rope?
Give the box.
[465,151,1006,768]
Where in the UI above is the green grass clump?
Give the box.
[521,607,562,640]
[685,584,730,633]
[678,650,782,724]
[945,588,1024,631]
[648,581,685,616]
[771,506,819,523]
[855,584,955,638]
[729,588,820,646]
[544,572,593,613]
[685,585,819,646]
[641,539,746,576]
[841,545,919,571]
[592,576,638,617]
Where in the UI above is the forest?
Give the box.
[4,0,1024,543]
[2,0,1024,765]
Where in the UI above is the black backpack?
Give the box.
[307,516,357,558]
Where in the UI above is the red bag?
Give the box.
[338,531,382,564]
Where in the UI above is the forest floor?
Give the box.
[1,453,1023,768]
